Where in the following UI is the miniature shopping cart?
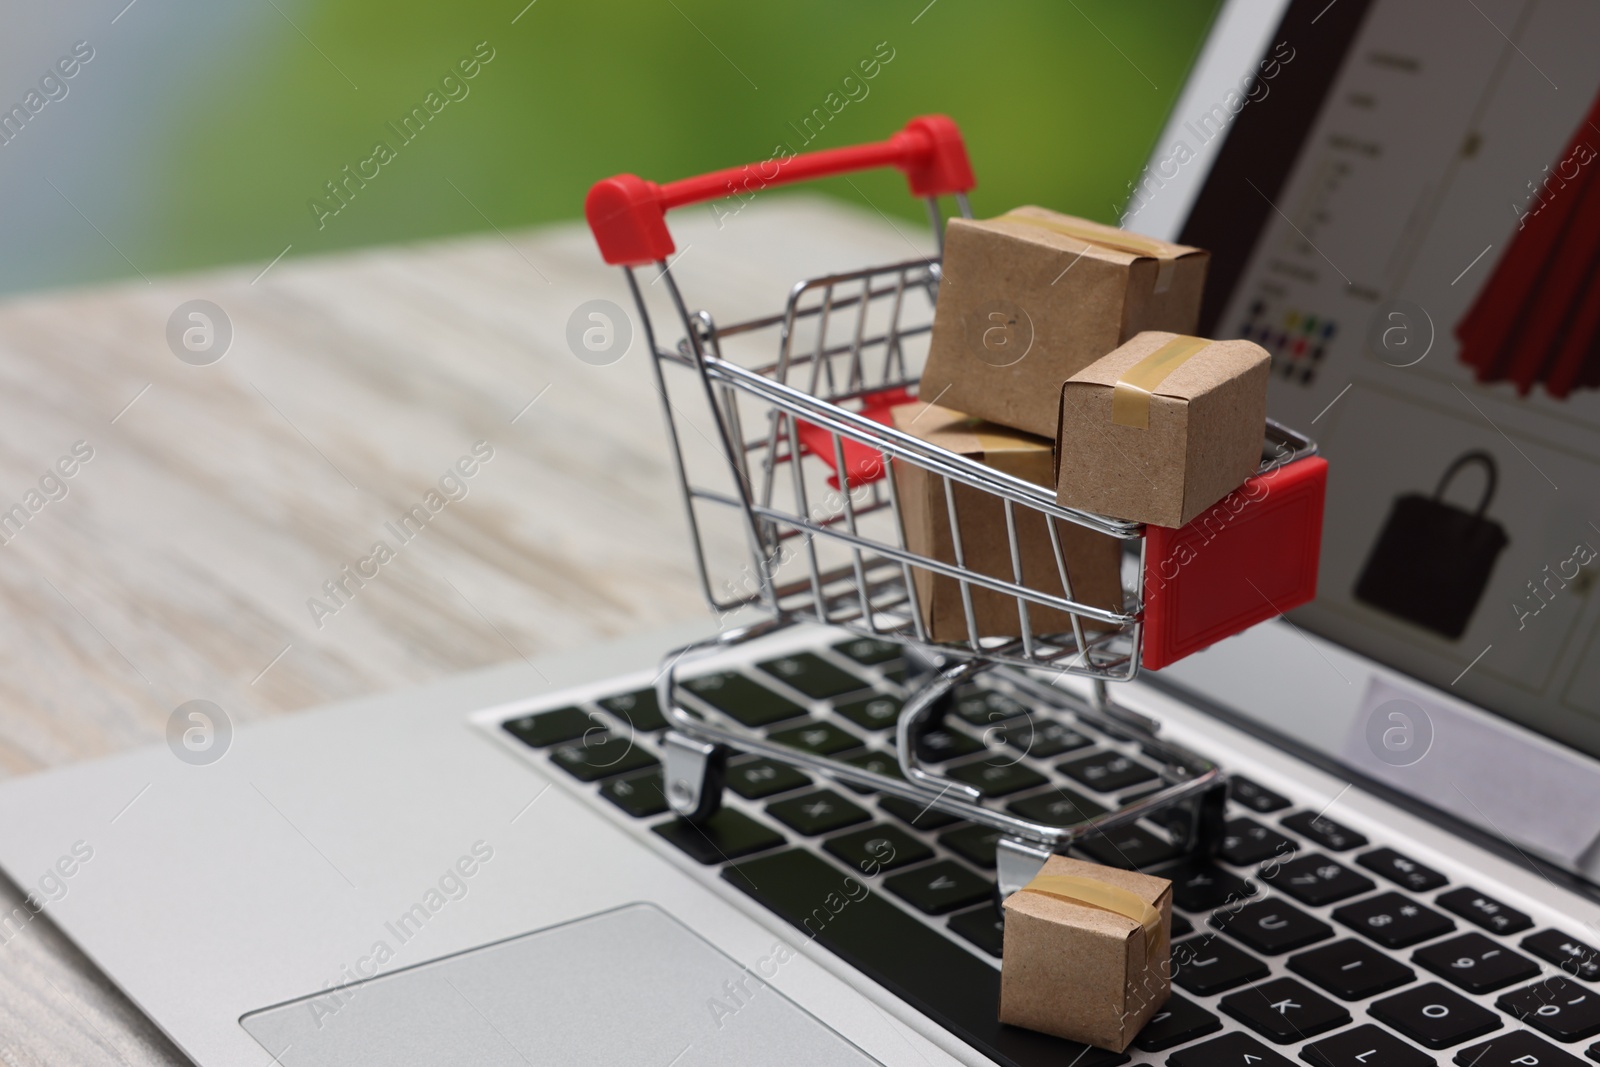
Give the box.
[585,115,1320,894]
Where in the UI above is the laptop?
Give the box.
[5,0,1600,1063]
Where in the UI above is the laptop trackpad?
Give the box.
[241,903,881,1065]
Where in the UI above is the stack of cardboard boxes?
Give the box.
[892,205,1273,647]
[886,209,1324,1054]
[897,210,1266,1052]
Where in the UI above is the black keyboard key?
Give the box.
[548,734,658,781]
[1170,861,1257,913]
[1261,854,1375,906]
[885,859,993,915]
[1282,811,1369,851]
[878,795,959,830]
[1077,823,1181,869]
[915,726,986,762]
[831,636,902,665]
[1372,982,1501,1050]
[1499,976,1600,1042]
[951,686,1028,725]
[653,809,784,865]
[824,824,934,876]
[503,707,597,748]
[1221,976,1350,1044]
[1302,1023,1436,1066]
[1334,891,1456,948]
[1132,993,1221,1052]
[1213,898,1333,955]
[833,693,903,732]
[1525,929,1600,983]
[766,789,870,836]
[1358,846,1448,893]
[940,824,1001,869]
[838,749,901,777]
[1231,776,1292,813]
[1172,934,1271,995]
[1437,887,1534,936]
[945,756,1048,797]
[1454,1031,1586,1066]
[598,769,668,818]
[1172,913,1194,938]
[1415,932,1541,993]
[1222,817,1298,866]
[766,720,862,756]
[1116,782,1164,804]
[1169,1031,1294,1066]
[1289,938,1416,1000]
[757,652,867,699]
[683,672,804,727]
[993,717,1092,758]
[726,757,811,799]
[947,904,1005,957]
[1058,750,1158,792]
[723,848,1130,1066]
[836,749,903,793]
[1007,788,1105,827]
[597,688,668,732]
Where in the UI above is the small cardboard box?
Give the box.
[1000,855,1172,1052]
[1056,331,1270,529]
[889,402,1123,643]
[919,206,1209,438]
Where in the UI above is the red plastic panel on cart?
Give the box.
[794,388,912,489]
[1141,455,1327,670]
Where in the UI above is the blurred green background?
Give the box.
[6,0,1221,293]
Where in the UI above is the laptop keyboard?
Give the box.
[492,631,1600,1066]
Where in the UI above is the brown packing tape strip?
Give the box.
[970,428,1047,458]
[1020,872,1164,965]
[971,439,1051,487]
[999,212,1180,293]
[936,414,1049,466]
[1111,334,1212,429]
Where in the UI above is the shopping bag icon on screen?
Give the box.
[1353,451,1509,640]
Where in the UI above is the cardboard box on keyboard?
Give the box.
[1000,855,1172,1052]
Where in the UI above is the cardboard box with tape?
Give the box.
[1000,855,1173,1052]
[919,206,1208,438]
[1056,331,1270,528]
[888,401,1123,643]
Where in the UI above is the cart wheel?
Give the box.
[661,731,727,823]
[995,835,1052,902]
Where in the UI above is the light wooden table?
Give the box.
[0,197,931,1065]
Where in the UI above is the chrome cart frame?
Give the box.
[585,115,1316,893]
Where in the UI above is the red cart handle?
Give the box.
[586,114,974,267]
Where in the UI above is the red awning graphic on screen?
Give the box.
[1456,91,1600,399]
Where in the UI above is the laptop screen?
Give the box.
[1168,0,1600,760]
